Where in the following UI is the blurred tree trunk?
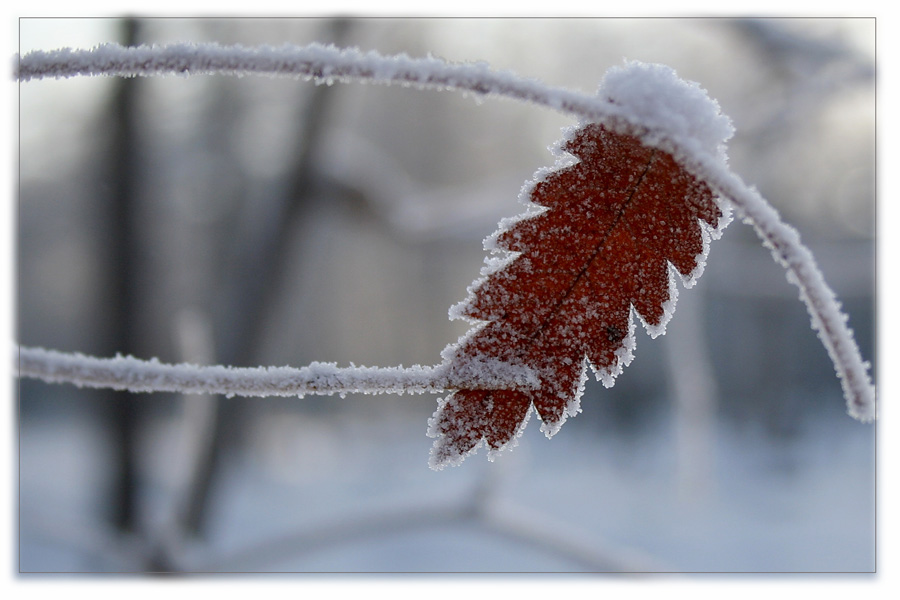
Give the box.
[103,17,143,534]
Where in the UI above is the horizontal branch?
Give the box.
[15,346,537,399]
[15,42,632,125]
[14,42,875,421]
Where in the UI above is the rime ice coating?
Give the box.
[14,45,729,155]
[16,346,538,399]
[429,65,733,469]
[598,61,734,164]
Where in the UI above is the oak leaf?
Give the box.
[428,121,728,469]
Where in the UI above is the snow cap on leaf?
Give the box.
[599,61,734,163]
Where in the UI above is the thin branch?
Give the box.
[14,42,629,124]
[682,153,876,422]
[15,42,875,421]
[15,346,537,398]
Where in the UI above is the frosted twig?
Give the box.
[684,157,877,421]
[14,43,875,420]
[15,346,537,398]
[15,42,634,124]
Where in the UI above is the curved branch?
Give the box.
[15,42,875,420]
[683,154,876,422]
[15,42,630,124]
[15,346,537,398]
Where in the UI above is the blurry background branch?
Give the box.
[100,15,143,546]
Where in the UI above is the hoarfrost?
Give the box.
[598,61,734,164]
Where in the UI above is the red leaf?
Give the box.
[429,123,726,469]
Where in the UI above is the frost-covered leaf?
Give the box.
[428,66,734,469]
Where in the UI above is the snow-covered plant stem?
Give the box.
[14,42,875,421]
[683,154,877,422]
[14,346,538,399]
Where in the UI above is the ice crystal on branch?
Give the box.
[429,63,733,469]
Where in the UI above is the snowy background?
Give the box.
[17,17,875,573]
